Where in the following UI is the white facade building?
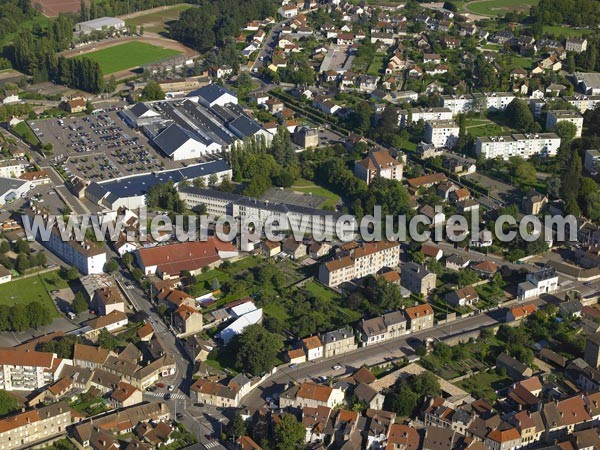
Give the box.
[0,349,63,391]
[517,268,559,301]
[546,110,584,138]
[425,120,460,148]
[398,107,452,127]
[475,134,561,160]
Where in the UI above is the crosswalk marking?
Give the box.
[205,441,219,449]
[145,391,187,400]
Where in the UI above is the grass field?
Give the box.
[543,25,588,38]
[466,0,537,16]
[0,271,63,316]
[75,41,181,74]
[12,122,40,146]
[290,179,341,210]
[367,53,386,76]
[465,118,512,137]
[124,4,194,34]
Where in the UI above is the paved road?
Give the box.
[240,306,513,409]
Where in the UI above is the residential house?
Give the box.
[506,304,538,322]
[517,268,558,301]
[279,382,345,409]
[321,327,357,358]
[401,262,436,296]
[405,303,434,332]
[445,286,479,307]
[496,352,533,380]
[302,336,324,361]
[358,311,407,346]
[94,287,126,316]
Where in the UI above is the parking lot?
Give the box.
[28,109,184,182]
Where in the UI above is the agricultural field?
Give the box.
[465,0,538,17]
[123,4,195,34]
[75,41,181,74]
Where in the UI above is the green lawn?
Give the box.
[466,0,537,16]
[124,4,194,34]
[465,117,512,138]
[304,281,340,302]
[502,56,535,70]
[290,179,341,209]
[457,369,512,401]
[75,41,181,74]
[0,272,62,316]
[12,122,40,146]
[543,25,587,38]
[367,53,386,76]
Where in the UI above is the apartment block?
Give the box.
[401,262,436,296]
[424,120,460,149]
[545,110,584,138]
[319,241,401,287]
[397,107,453,127]
[0,348,63,391]
[354,149,403,185]
[475,134,561,160]
[0,402,72,449]
[321,327,357,358]
[517,268,559,301]
[562,95,600,113]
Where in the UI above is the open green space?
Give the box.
[543,25,588,38]
[457,369,512,401]
[124,4,195,34]
[74,41,181,74]
[465,0,537,17]
[12,121,40,146]
[464,117,512,137]
[290,178,341,209]
[0,271,63,316]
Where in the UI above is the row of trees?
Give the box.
[0,301,53,331]
[532,0,600,27]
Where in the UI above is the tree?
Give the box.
[233,324,283,376]
[122,252,133,269]
[65,266,79,281]
[71,292,88,314]
[273,414,305,450]
[506,98,536,132]
[0,390,19,416]
[141,81,164,101]
[16,253,29,273]
[227,412,246,440]
[104,258,119,273]
[555,121,577,143]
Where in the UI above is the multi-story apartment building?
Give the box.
[179,187,348,238]
[546,110,584,138]
[584,149,600,173]
[397,107,453,127]
[319,241,401,287]
[0,348,64,391]
[26,207,106,275]
[562,94,600,113]
[475,134,561,160]
[0,402,73,449]
[441,92,515,115]
[0,160,26,179]
[424,120,460,148]
[354,150,403,185]
[321,327,357,358]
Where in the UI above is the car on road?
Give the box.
[164,393,171,400]
[332,365,343,371]
[168,385,175,392]
[176,413,183,419]
[156,382,165,388]
[289,363,297,369]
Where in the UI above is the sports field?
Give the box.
[76,41,181,74]
[0,271,65,316]
[124,4,194,34]
[465,0,537,16]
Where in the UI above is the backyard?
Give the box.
[457,369,512,401]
